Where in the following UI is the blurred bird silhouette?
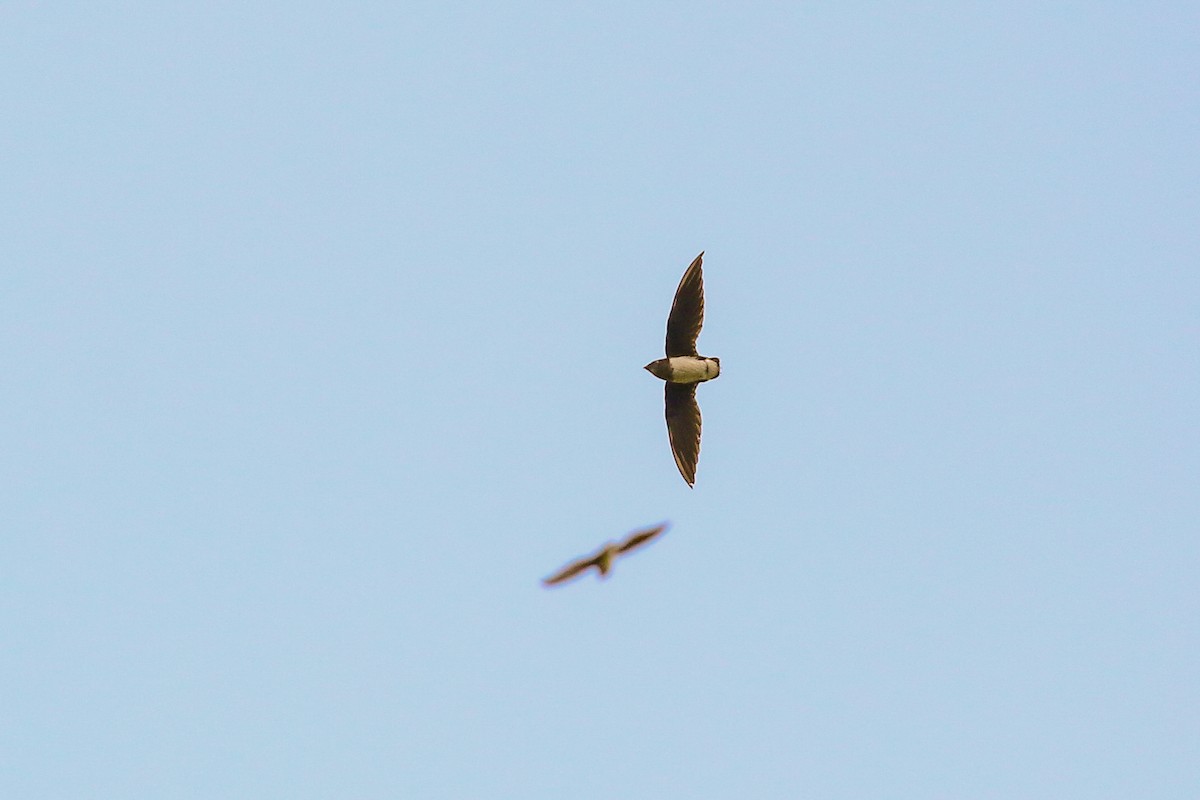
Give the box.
[542,522,670,587]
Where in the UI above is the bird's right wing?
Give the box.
[664,382,702,487]
[664,252,705,357]
[542,555,599,587]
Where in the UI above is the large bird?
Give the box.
[541,523,670,587]
[644,252,720,487]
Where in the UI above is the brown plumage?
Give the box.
[665,252,705,357]
[664,382,701,486]
[644,252,720,487]
[541,523,670,587]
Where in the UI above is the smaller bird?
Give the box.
[542,522,670,587]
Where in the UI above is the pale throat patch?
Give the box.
[667,356,720,382]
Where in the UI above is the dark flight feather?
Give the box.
[542,555,601,586]
[664,252,705,357]
[664,382,702,487]
[616,522,669,554]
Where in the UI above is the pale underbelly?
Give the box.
[668,356,719,382]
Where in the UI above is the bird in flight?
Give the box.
[644,252,720,487]
[541,522,670,587]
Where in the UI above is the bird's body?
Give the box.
[644,355,721,383]
[592,547,617,577]
[644,252,720,487]
[542,523,669,587]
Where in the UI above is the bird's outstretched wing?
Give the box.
[664,252,705,357]
[617,522,669,554]
[542,554,600,587]
[664,382,702,487]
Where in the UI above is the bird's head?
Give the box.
[644,359,671,380]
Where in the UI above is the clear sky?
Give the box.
[3,3,1197,798]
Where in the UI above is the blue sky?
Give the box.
[2,3,1197,797]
